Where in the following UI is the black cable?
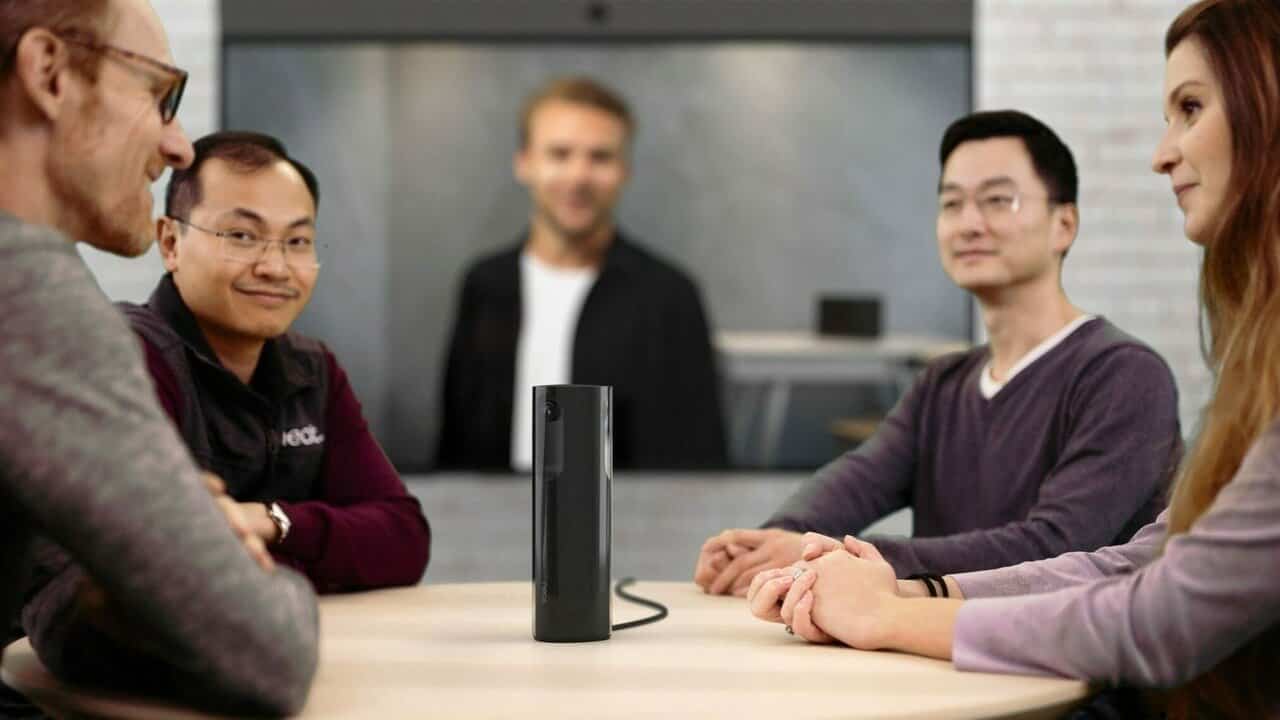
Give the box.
[610,577,668,631]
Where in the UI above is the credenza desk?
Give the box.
[2,581,1087,719]
[716,331,969,466]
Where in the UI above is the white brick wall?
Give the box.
[978,0,1209,433]
[78,0,219,303]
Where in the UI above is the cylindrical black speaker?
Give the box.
[532,384,612,642]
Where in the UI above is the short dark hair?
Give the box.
[518,76,633,148]
[938,110,1078,205]
[165,131,320,220]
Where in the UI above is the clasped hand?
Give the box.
[745,532,899,649]
[202,472,275,572]
[694,528,807,596]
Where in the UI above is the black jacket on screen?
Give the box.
[436,230,727,470]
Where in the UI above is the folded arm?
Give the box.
[2,241,319,715]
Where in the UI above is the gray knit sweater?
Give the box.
[0,213,318,715]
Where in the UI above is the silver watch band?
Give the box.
[265,501,291,543]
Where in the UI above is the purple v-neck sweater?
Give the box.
[766,318,1183,576]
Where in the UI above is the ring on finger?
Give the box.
[791,567,806,580]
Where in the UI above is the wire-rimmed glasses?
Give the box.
[169,217,323,271]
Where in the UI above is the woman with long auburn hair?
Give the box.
[747,1,1280,716]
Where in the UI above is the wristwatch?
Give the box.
[265,501,291,543]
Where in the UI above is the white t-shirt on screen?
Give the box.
[510,252,599,471]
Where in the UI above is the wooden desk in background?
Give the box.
[717,332,969,466]
[3,581,1086,719]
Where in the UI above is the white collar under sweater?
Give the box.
[979,315,1097,400]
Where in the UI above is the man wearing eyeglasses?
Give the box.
[24,130,431,609]
[696,110,1184,596]
[0,1,317,717]
[148,130,430,590]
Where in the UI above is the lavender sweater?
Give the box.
[0,214,318,715]
[767,318,1183,576]
[952,419,1280,699]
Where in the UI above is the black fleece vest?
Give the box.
[120,303,331,502]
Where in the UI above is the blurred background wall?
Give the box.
[85,0,1203,473]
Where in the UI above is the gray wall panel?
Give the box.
[224,41,970,469]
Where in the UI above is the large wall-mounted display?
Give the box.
[223,5,972,469]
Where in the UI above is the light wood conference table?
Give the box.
[2,581,1088,719]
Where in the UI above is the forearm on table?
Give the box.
[2,248,319,714]
[879,596,963,661]
[26,563,314,713]
[28,565,203,676]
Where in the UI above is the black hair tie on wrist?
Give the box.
[906,573,948,598]
[906,573,937,597]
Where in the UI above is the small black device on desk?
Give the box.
[817,294,882,338]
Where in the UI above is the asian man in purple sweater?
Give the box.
[752,1,1280,716]
[697,111,1183,594]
